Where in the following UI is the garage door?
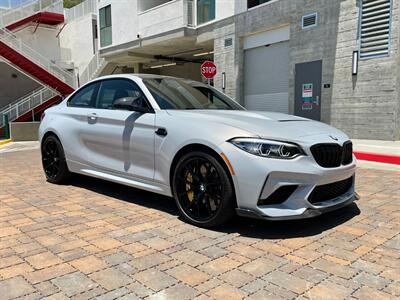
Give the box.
[244,41,289,112]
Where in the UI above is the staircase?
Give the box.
[0,0,75,133]
[0,87,60,126]
[79,51,106,86]
[0,0,104,136]
[0,0,63,29]
[0,28,75,95]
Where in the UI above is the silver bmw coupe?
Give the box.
[39,74,358,227]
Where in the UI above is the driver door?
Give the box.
[83,78,155,181]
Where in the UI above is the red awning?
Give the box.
[6,12,64,31]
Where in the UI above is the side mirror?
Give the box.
[113,96,150,113]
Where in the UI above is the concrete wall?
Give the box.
[15,26,62,63]
[98,0,139,49]
[213,0,400,140]
[10,122,40,141]
[60,14,96,74]
[0,62,41,109]
[159,62,202,81]
[138,0,185,37]
[330,0,399,140]
[98,0,242,51]
[215,0,235,21]
[397,1,400,140]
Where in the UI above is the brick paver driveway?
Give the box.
[1,148,399,300]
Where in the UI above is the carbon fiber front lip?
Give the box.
[236,193,359,221]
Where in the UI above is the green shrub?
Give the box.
[64,0,84,9]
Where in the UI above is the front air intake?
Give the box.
[258,185,298,206]
[308,176,353,205]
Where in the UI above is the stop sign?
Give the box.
[200,61,217,79]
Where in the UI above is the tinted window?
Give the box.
[143,78,244,110]
[248,0,273,9]
[96,79,148,109]
[99,5,112,47]
[197,0,215,25]
[68,83,98,107]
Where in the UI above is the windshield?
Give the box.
[143,78,244,110]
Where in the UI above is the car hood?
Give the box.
[166,110,347,140]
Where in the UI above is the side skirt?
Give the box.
[66,159,172,197]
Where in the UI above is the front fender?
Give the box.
[153,111,256,187]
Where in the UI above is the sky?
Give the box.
[0,0,34,9]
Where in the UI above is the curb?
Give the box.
[354,151,400,165]
[0,138,12,146]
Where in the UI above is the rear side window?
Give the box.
[68,83,98,107]
[96,79,147,109]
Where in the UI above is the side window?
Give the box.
[96,79,148,109]
[68,83,98,107]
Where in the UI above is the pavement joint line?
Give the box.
[1,150,399,299]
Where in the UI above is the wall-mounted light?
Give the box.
[222,72,226,92]
[150,62,177,69]
[352,50,359,75]
[193,51,214,57]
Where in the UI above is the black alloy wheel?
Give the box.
[173,151,235,227]
[41,135,70,183]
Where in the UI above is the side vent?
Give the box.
[224,37,233,48]
[302,13,317,29]
[360,0,392,58]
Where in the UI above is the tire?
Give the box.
[41,135,70,184]
[172,151,236,227]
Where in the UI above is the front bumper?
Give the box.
[236,192,359,220]
[218,139,358,220]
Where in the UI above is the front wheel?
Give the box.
[41,135,70,184]
[172,151,236,227]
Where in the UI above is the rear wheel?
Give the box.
[41,135,70,184]
[172,151,236,227]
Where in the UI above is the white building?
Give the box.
[0,0,399,140]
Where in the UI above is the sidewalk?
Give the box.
[352,139,400,155]
[0,141,39,154]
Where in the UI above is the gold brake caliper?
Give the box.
[186,172,194,202]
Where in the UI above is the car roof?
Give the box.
[93,73,180,81]
[90,74,208,88]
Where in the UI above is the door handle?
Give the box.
[314,96,319,106]
[87,113,97,123]
[155,128,167,137]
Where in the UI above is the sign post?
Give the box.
[200,61,217,85]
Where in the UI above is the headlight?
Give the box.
[229,138,304,159]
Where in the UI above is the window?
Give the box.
[138,0,173,13]
[143,78,244,110]
[96,79,148,110]
[248,0,273,9]
[68,83,98,108]
[99,5,112,47]
[359,0,392,59]
[197,0,215,25]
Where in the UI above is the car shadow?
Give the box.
[220,203,360,239]
[69,174,179,216]
[68,175,360,239]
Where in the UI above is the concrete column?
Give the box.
[213,22,243,105]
